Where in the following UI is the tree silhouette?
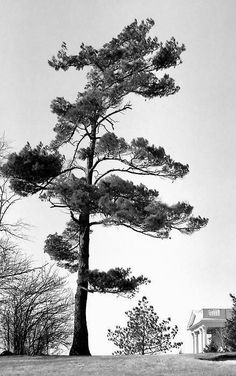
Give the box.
[224,294,236,351]
[108,296,182,354]
[0,265,73,355]
[2,19,208,355]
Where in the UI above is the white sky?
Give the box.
[0,0,236,354]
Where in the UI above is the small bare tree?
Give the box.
[0,137,69,355]
[0,265,73,355]
[0,137,26,239]
[0,136,41,286]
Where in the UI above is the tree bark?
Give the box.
[70,126,96,356]
[69,214,91,356]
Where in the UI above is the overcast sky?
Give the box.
[0,0,236,354]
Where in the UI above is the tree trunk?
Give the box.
[69,214,91,356]
[70,125,96,356]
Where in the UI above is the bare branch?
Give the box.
[96,104,132,128]
[0,264,48,279]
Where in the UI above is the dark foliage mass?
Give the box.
[87,268,149,297]
[224,294,236,351]
[1,19,208,355]
[2,143,63,196]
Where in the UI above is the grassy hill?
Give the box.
[1,354,236,376]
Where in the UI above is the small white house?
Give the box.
[187,308,232,353]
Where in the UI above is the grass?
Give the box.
[1,354,236,376]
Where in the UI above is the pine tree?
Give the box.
[1,19,208,355]
[224,294,236,351]
[107,296,182,354]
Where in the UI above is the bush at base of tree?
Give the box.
[107,296,182,355]
[203,341,219,353]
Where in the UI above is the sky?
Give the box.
[0,0,236,354]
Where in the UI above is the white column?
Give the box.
[202,326,207,350]
[192,332,195,354]
[199,327,203,353]
[193,331,199,354]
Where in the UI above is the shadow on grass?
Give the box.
[197,352,236,362]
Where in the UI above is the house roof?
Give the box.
[187,308,232,330]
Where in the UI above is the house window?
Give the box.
[208,309,220,317]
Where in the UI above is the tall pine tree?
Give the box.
[2,19,208,355]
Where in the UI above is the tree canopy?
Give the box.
[1,19,208,355]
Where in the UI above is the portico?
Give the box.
[187,308,232,353]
